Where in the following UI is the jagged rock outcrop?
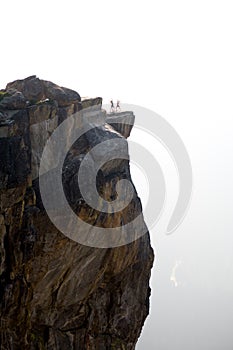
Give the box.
[0,76,154,350]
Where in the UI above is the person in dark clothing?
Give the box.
[110,99,115,113]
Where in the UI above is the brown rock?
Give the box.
[6,75,44,102]
[0,77,154,350]
[6,75,81,107]
[0,89,27,110]
[42,80,81,107]
[106,111,135,139]
[81,97,102,109]
[28,101,58,125]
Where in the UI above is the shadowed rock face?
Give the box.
[0,77,154,350]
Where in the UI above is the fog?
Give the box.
[126,93,233,349]
[1,0,233,348]
[133,115,233,348]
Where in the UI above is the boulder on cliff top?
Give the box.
[5,75,81,107]
[0,89,28,110]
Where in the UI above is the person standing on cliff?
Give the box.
[116,100,121,112]
[110,100,115,113]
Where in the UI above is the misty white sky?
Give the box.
[1,1,233,349]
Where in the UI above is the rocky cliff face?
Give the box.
[0,76,154,350]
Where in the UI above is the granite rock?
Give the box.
[0,77,154,350]
[6,75,81,107]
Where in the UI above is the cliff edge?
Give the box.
[0,76,154,350]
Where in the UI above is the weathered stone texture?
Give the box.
[0,77,154,350]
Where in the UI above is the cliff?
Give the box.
[0,76,154,349]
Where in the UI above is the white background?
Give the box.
[1,1,233,349]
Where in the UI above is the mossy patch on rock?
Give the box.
[0,91,10,102]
